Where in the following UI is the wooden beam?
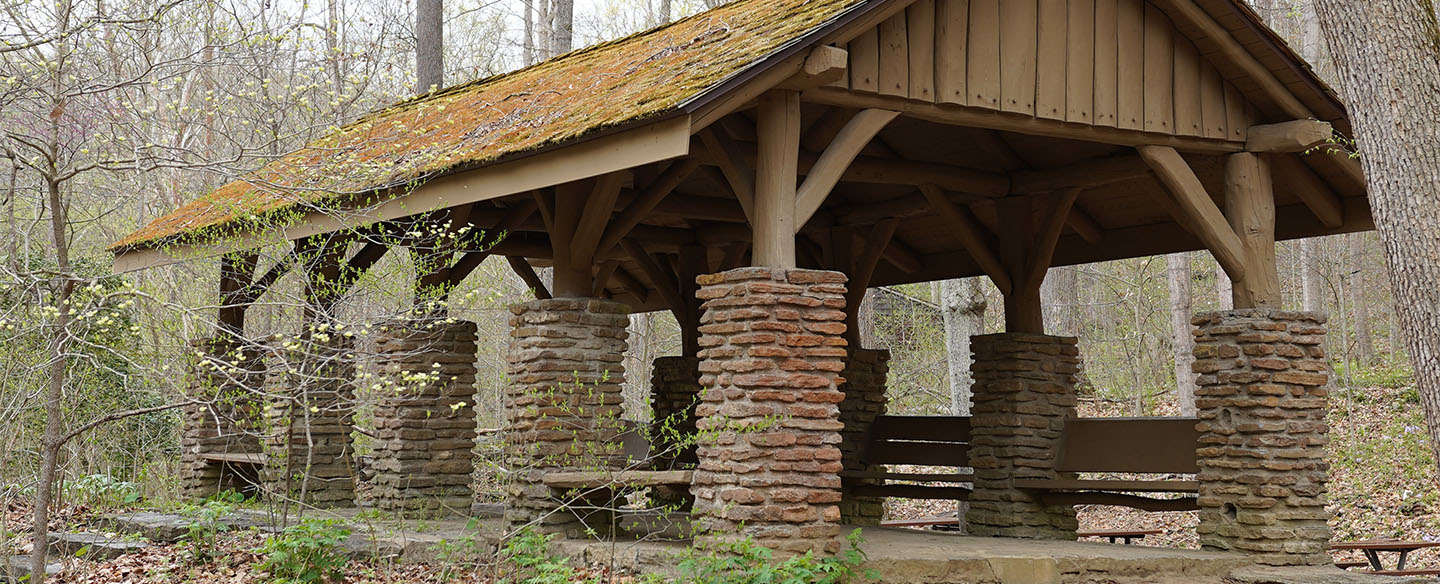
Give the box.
[699,128,756,222]
[237,252,295,304]
[793,109,900,230]
[739,147,1010,197]
[1137,145,1248,283]
[570,172,626,266]
[777,45,850,90]
[1270,154,1343,229]
[622,240,685,316]
[997,196,1042,333]
[1066,204,1104,244]
[1225,152,1279,308]
[882,234,923,274]
[1022,189,1081,292]
[612,265,650,303]
[506,256,551,299]
[1010,154,1151,195]
[217,252,257,337]
[1149,0,1313,120]
[753,91,802,267]
[1246,120,1334,153]
[445,201,539,287]
[918,184,1012,294]
[802,87,1247,154]
[592,260,620,297]
[721,241,750,270]
[597,158,700,254]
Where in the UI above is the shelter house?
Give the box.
[112,0,1369,567]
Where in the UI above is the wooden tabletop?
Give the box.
[1330,540,1440,551]
[1078,529,1163,537]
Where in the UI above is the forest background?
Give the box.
[0,0,1418,553]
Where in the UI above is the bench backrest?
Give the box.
[1054,417,1200,474]
[862,415,971,467]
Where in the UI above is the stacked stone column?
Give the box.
[369,319,479,517]
[965,333,1079,539]
[837,348,890,525]
[1192,309,1332,566]
[261,332,358,507]
[505,298,629,536]
[690,267,848,555]
[180,338,266,499]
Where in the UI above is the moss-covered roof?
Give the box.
[112,0,870,251]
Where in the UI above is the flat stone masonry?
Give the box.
[966,333,1079,539]
[649,356,702,469]
[370,319,479,517]
[691,267,848,555]
[1192,309,1332,566]
[838,348,890,526]
[505,298,629,536]
[262,332,357,507]
[180,338,265,499]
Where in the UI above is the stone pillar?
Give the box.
[180,338,265,499]
[505,298,629,536]
[649,356,702,469]
[1192,309,1332,566]
[261,332,357,508]
[837,348,889,526]
[691,267,848,555]
[369,319,478,517]
[966,333,1079,539]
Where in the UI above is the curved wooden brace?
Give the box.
[793,108,900,230]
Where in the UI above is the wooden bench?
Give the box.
[1077,528,1162,544]
[1014,417,1200,512]
[537,420,693,492]
[844,415,973,501]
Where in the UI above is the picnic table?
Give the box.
[1330,539,1440,571]
[1076,528,1162,544]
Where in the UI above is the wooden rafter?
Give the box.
[505,256,552,299]
[699,127,756,222]
[793,108,900,230]
[597,158,701,254]
[570,172,627,266]
[622,239,685,318]
[918,184,1012,295]
[1271,154,1343,228]
[444,200,539,289]
[1022,189,1081,293]
[1246,120,1333,153]
[1137,145,1248,283]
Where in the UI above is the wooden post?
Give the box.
[997,197,1045,333]
[217,252,257,339]
[1225,152,1280,308]
[752,91,801,267]
[678,245,708,357]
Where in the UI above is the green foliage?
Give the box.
[178,491,244,564]
[1344,360,1415,390]
[495,529,596,584]
[255,519,352,584]
[62,474,141,508]
[648,529,874,584]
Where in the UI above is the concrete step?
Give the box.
[3,555,61,584]
[97,509,277,543]
[47,532,148,560]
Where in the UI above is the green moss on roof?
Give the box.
[113,0,869,251]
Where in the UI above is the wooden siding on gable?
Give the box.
[837,0,1252,141]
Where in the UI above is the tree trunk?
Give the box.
[1350,234,1375,365]
[857,289,877,349]
[1040,266,1077,336]
[1216,267,1234,310]
[550,0,573,56]
[1300,238,1323,313]
[1167,253,1197,416]
[658,0,672,24]
[1313,0,1440,473]
[941,278,986,416]
[522,0,535,65]
[415,0,444,93]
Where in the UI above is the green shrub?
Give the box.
[653,529,874,584]
[496,529,596,584]
[255,519,352,584]
[64,474,141,508]
[178,491,243,564]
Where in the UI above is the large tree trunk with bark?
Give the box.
[1300,239,1323,312]
[550,0,573,56]
[1040,266,1078,336]
[1167,253,1197,416]
[416,0,444,92]
[1313,0,1440,472]
[941,278,986,415]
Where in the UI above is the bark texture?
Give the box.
[1167,253,1197,416]
[416,0,444,92]
[941,278,986,416]
[1313,0,1440,470]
